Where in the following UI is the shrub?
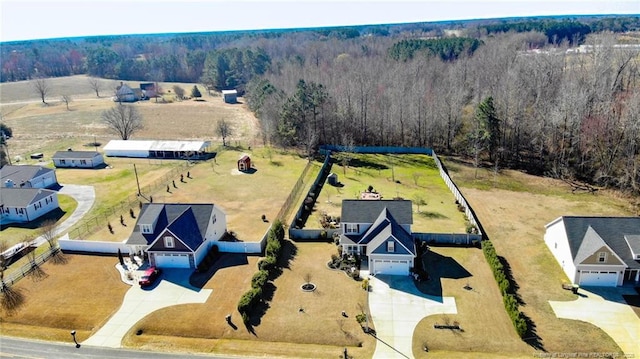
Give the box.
[361,278,370,291]
[355,313,367,324]
[319,230,327,240]
[258,255,277,271]
[251,270,269,289]
[272,220,285,241]
[266,237,281,258]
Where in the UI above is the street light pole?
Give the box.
[70,330,80,348]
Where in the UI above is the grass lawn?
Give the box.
[310,153,468,233]
[0,254,129,343]
[444,157,630,354]
[1,194,77,248]
[124,242,376,358]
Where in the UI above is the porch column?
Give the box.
[635,269,639,283]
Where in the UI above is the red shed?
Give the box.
[237,155,251,171]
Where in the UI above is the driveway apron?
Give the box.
[83,269,212,348]
[549,287,640,356]
[368,275,457,359]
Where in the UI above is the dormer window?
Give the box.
[140,224,153,234]
[597,252,607,263]
[387,241,395,252]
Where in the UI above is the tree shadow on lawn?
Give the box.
[246,281,276,334]
[189,253,249,289]
[523,312,545,351]
[277,240,298,271]
[414,250,472,298]
[498,255,524,305]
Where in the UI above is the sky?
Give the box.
[1,0,638,42]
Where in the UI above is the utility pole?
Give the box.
[133,164,141,196]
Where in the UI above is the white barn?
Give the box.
[52,150,105,168]
[104,140,211,159]
[222,90,238,104]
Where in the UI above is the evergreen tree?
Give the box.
[191,85,202,99]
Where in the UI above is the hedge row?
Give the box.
[237,220,285,324]
[482,240,528,338]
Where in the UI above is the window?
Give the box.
[554,242,557,249]
[164,236,174,248]
[140,224,152,234]
[60,159,66,165]
[387,241,395,252]
[80,160,87,165]
[597,252,607,263]
[345,223,359,234]
[212,214,217,224]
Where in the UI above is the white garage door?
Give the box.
[371,259,410,276]
[579,271,618,287]
[154,253,192,268]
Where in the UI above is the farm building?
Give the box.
[222,90,238,104]
[0,188,59,224]
[113,83,140,102]
[52,150,105,168]
[0,165,58,189]
[139,82,156,99]
[237,155,251,171]
[103,140,212,159]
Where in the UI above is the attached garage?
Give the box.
[579,270,619,287]
[370,258,411,276]
[153,253,192,268]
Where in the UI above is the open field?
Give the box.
[0,254,130,342]
[309,154,468,233]
[444,158,631,354]
[0,75,260,161]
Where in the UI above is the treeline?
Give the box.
[388,38,483,62]
[482,20,593,45]
[245,30,640,194]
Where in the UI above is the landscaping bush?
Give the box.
[482,239,528,338]
[258,255,277,271]
[251,270,269,289]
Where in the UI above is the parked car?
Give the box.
[138,267,161,287]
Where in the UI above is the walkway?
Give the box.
[368,275,457,359]
[83,268,212,348]
[549,286,640,356]
[32,184,95,246]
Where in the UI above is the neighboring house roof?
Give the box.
[0,165,54,185]
[0,188,56,207]
[52,151,101,159]
[626,235,640,256]
[104,140,211,153]
[222,90,237,95]
[558,216,640,269]
[362,208,415,256]
[127,203,215,252]
[341,199,413,225]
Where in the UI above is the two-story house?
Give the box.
[340,199,415,276]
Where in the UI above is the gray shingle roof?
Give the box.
[561,216,640,269]
[0,165,54,186]
[625,235,640,256]
[0,188,56,207]
[341,199,413,225]
[364,208,415,256]
[52,151,101,159]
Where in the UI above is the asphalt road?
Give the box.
[0,336,237,359]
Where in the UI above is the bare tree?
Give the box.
[40,219,58,249]
[172,85,185,100]
[33,77,50,104]
[60,94,72,110]
[87,77,103,97]
[216,118,233,146]
[101,105,144,140]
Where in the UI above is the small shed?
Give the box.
[327,173,338,186]
[222,90,238,104]
[237,155,251,172]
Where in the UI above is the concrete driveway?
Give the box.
[549,286,640,356]
[368,275,457,359]
[83,268,212,348]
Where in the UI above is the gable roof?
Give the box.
[0,188,56,207]
[625,235,640,257]
[126,203,214,251]
[362,208,415,256]
[341,199,413,225]
[560,216,640,269]
[52,151,102,159]
[1,165,54,186]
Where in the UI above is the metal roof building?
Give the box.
[104,140,211,159]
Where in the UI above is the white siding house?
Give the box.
[0,188,59,224]
[52,150,105,168]
[0,165,57,189]
[544,216,640,287]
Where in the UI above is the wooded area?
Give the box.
[1,16,639,194]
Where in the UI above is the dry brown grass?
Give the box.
[124,242,376,358]
[0,254,129,343]
[445,159,631,354]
